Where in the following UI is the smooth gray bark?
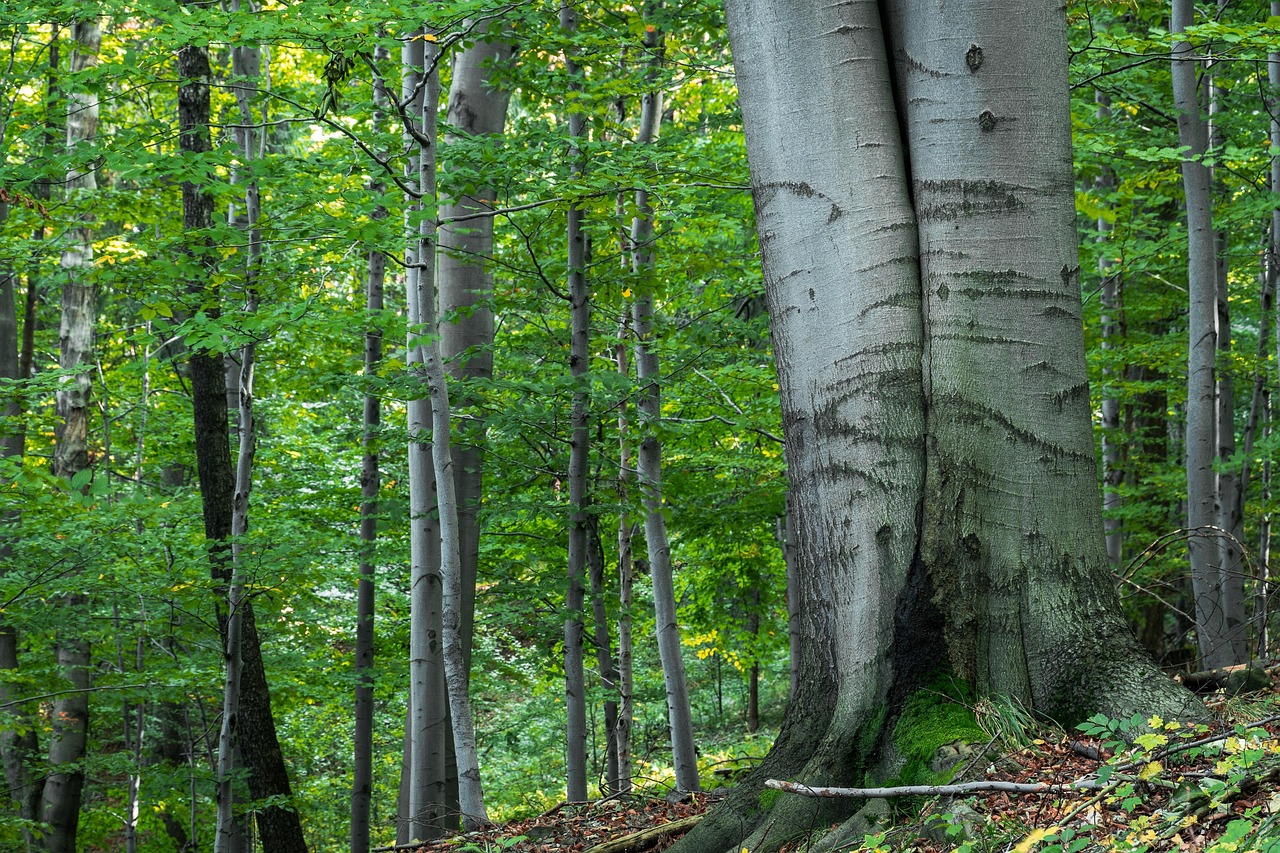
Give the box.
[1206,18,1247,662]
[675,3,1200,850]
[403,28,449,842]
[631,9,698,793]
[405,28,488,829]
[1172,0,1237,669]
[439,30,513,683]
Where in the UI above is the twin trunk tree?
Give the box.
[675,2,1200,852]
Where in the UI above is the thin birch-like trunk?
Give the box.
[404,25,489,830]
[630,5,699,793]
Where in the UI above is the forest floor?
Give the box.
[400,671,1280,853]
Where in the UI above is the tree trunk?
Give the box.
[215,27,263,852]
[1172,0,1237,669]
[42,20,102,852]
[1096,93,1123,570]
[629,5,700,796]
[352,41,389,853]
[405,26,489,830]
[1206,15,1247,661]
[439,27,514,683]
[587,522,622,794]
[776,494,800,703]
[0,212,40,853]
[560,0,590,803]
[403,26,449,843]
[674,3,1200,850]
[178,21,307,852]
[614,321,635,795]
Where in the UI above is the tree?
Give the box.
[630,4,700,797]
[177,15,307,852]
[674,2,1200,851]
[1171,0,1244,669]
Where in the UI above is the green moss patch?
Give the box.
[891,676,986,785]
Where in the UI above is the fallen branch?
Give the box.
[764,778,1105,799]
[585,814,702,853]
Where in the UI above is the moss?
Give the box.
[891,676,987,785]
[758,787,780,811]
[856,702,888,763]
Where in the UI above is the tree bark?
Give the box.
[439,27,514,683]
[403,26,449,843]
[1096,93,1123,570]
[614,321,635,795]
[42,20,101,852]
[674,3,1200,850]
[352,41,389,853]
[629,5,700,796]
[560,0,590,802]
[179,20,307,852]
[1172,0,1238,669]
[405,25,489,830]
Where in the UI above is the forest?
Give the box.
[2,0,1280,851]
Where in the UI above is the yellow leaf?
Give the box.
[1013,826,1058,853]
[422,33,438,42]
[622,288,632,298]
[1138,761,1162,781]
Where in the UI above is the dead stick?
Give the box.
[765,778,1105,799]
[585,815,702,853]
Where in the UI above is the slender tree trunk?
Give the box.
[1265,7,1280,653]
[0,203,39,849]
[436,29,513,813]
[352,42,389,853]
[1172,0,1236,669]
[1096,93,1123,570]
[215,27,263,852]
[586,523,621,793]
[179,19,307,852]
[746,581,761,733]
[776,495,799,703]
[1207,18,1247,661]
[631,7,699,793]
[439,28,514,683]
[41,21,102,852]
[560,0,590,802]
[614,321,635,795]
[403,26,448,842]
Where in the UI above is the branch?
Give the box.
[764,778,1106,799]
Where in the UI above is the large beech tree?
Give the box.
[674,2,1201,851]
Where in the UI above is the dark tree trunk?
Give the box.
[179,27,308,853]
